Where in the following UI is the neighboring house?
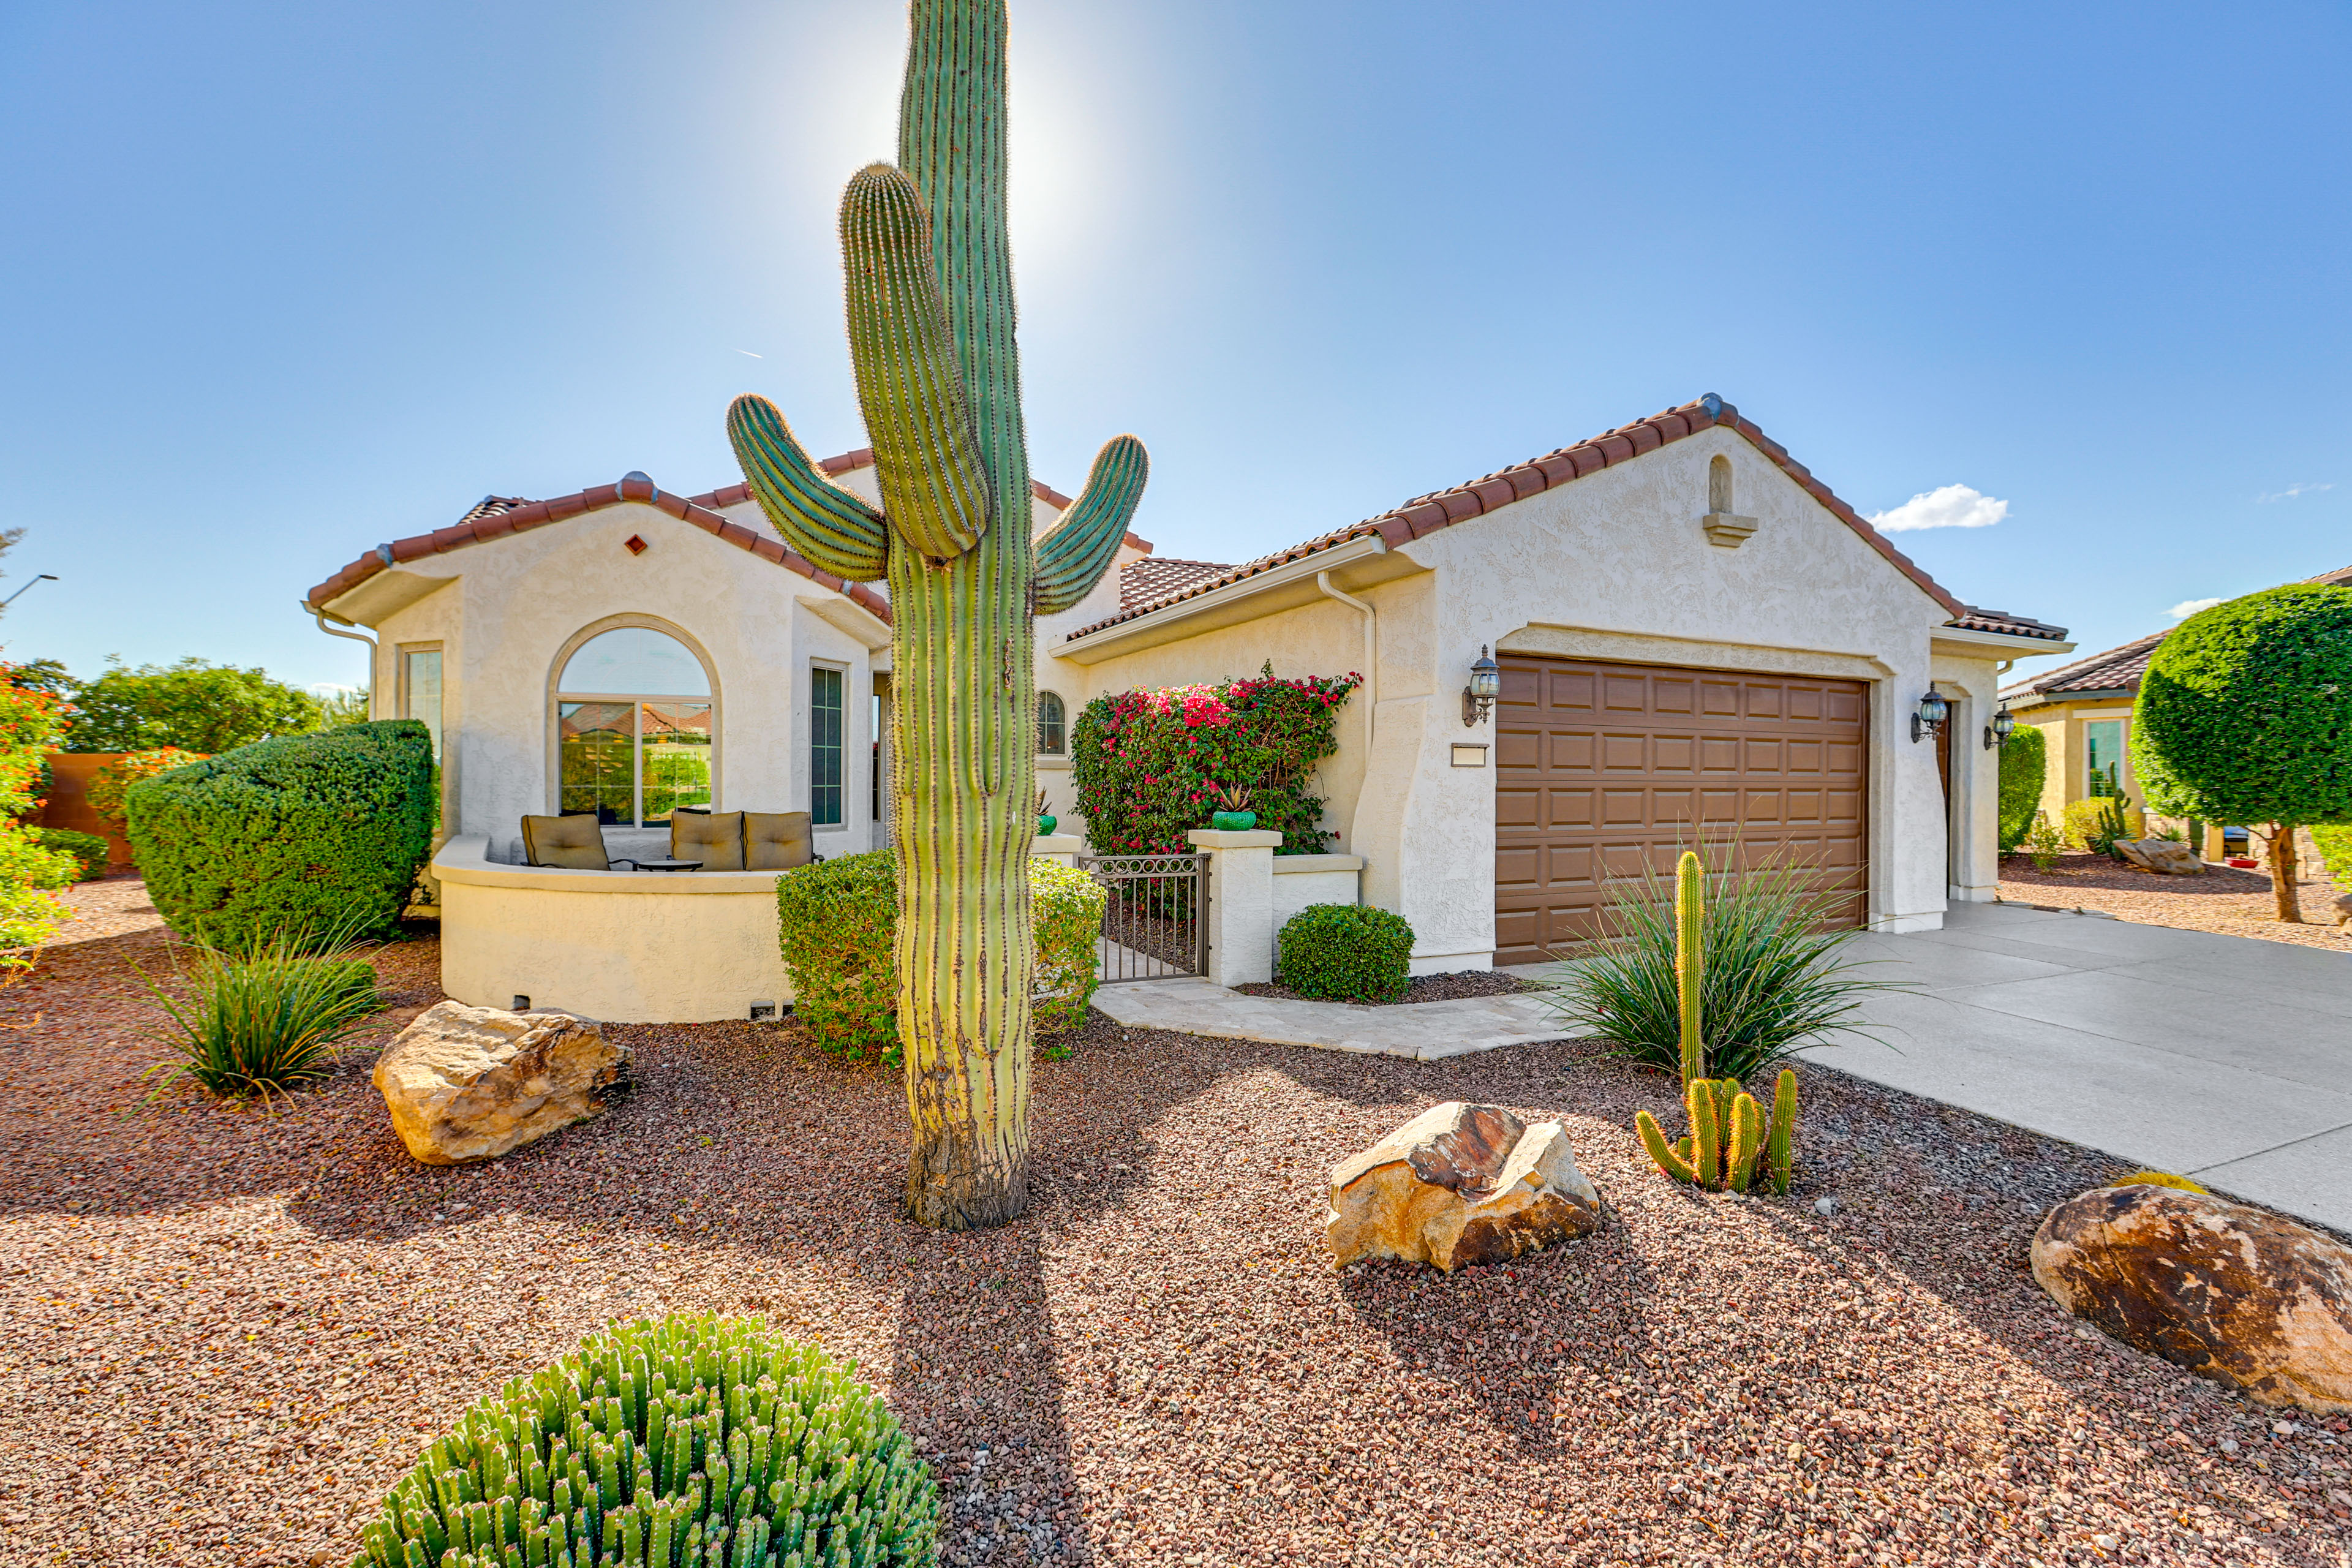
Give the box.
[1999,561,2352,829]
[303,392,2070,983]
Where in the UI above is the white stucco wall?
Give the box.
[361,503,883,850]
[1046,424,2025,970]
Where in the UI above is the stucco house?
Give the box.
[1999,559,2352,838]
[302,393,2070,1012]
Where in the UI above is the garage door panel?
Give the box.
[1495,654,1869,963]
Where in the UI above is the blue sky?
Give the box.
[4,1,2345,696]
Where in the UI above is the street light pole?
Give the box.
[0,574,58,609]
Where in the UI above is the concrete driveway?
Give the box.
[1804,901,2352,1233]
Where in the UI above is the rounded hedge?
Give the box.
[353,1314,938,1568]
[1276,902,1414,1002]
[2132,583,2352,827]
[34,827,109,882]
[127,719,434,951]
[776,851,1106,1060]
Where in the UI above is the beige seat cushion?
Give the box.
[521,813,610,871]
[745,811,814,871]
[670,810,745,872]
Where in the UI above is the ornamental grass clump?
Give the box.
[1276,903,1414,1002]
[353,1314,938,1568]
[143,927,382,1102]
[1539,846,1904,1084]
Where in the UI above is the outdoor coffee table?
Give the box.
[633,858,703,873]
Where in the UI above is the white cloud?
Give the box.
[2255,482,2332,503]
[2169,597,2226,620]
[1868,483,2009,532]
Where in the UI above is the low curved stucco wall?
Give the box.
[434,835,793,1023]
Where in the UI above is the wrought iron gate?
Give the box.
[1079,853,1208,982]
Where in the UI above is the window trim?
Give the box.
[810,658,850,829]
[545,615,722,820]
[1036,688,1067,756]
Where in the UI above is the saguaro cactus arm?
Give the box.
[725,395,890,581]
[1032,434,1150,614]
[1636,1109,1697,1183]
[841,163,993,562]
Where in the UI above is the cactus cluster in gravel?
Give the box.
[4,879,2350,1567]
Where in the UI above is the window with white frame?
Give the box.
[554,626,714,826]
[811,665,845,826]
[1036,690,1066,755]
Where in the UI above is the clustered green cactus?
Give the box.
[1634,848,1800,1193]
[1637,1069,1798,1194]
[352,1316,937,1568]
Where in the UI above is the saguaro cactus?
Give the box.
[726,0,1148,1227]
[1675,849,1705,1084]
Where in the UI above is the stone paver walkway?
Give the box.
[1088,976,1566,1060]
[1092,900,2352,1233]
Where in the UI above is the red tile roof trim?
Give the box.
[1063,395,2065,645]
[304,462,892,625]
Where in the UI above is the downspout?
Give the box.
[1314,571,1375,757]
[306,602,379,713]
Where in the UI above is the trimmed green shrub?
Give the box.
[352,1314,938,1568]
[34,827,108,881]
[1072,665,1359,855]
[127,720,434,950]
[1031,859,1107,1034]
[2133,584,2352,920]
[143,935,381,1101]
[776,851,1106,1061]
[1996,723,2046,853]
[1277,902,1414,1002]
[1539,853,1906,1082]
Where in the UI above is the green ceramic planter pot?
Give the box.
[1210,810,1257,832]
[1037,814,1058,836]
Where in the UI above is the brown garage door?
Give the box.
[1494,655,1868,964]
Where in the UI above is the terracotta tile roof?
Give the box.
[2002,561,2352,703]
[1060,395,2062,644]
[304,464,892,625]
[1120,557,1234,609]
[1943,607,2070,641]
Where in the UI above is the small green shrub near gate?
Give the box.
[34,827,108,881]
[127,720,434,951]
[1996,724,2046,854]
[776,851,1106,1061]
[1277,902,1414,1002]
[352,1313,938,1568]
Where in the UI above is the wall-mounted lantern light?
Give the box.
[1983,704,2016,751]
[1463,646,1502,727]
[1910,687,1950,744]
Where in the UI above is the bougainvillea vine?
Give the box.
[1070,665,1360,856]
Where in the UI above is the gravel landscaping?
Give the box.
[1998,850,2350,951]
[7,880,2352,1567]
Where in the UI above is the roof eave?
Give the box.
[1052,533,1404,665]
[1931,625,2078,658]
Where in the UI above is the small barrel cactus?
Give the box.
[351,1315,938,1568]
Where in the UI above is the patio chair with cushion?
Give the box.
[519,813,639,872]
[671,809,747,872]
[745,811,820,871]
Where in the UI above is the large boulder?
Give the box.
[2116,837,2204,875]
[2031,1183,2352,1413]
[374,1002,625,1165]
[1327,1102,1600,1272]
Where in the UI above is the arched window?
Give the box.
[554,625,715,826]
[1708,453,1733,514]
[1036,690,1066,755]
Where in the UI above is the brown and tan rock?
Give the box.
[373,1002,625,1165]
[1327,1102,1600,1272]
[2117,837,2203,874]
[2031,1183,2352,1412]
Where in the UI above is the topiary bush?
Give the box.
[1276,902,1414,1002]
[1996,724,2046,854]
[127,720,434,951]
[34,827,108,881]
[352,1314,938,1568]
[777,851,1106,1061]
